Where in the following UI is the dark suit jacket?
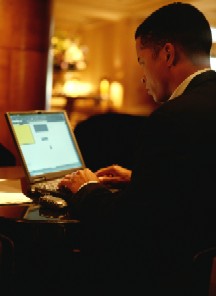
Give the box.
[68,70,216,296]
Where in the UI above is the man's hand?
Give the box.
[95,164,132,187]
[59,168,99,193]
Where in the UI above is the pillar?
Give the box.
[0,0,53,162]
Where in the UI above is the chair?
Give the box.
[0,143,16,166]
[193,247,216,296]
[74,111,147,171]
[0,233,15,293]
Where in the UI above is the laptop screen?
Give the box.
[6,111,85,180]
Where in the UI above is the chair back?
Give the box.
[194,247,216,296]
[209,256,216,296]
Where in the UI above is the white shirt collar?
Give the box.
[169,68,211,101]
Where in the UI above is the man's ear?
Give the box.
[164,43,175,66]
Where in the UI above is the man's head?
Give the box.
[135,2,212,103]
[135,2,212,59]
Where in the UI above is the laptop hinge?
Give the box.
[33,177,46,183]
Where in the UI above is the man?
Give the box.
[59,3,216,295]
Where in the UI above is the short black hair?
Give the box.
[135,2,212,56]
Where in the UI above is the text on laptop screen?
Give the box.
[9,112,83,176]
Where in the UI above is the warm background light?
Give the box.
[109,81,124,108]
[63,79,93,96]
[99,79,110,100]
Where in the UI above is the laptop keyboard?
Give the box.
[31,179,73,202]
[32,178,61,192]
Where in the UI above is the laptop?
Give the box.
[5,110,86,198]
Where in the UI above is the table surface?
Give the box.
[0,166,79,224]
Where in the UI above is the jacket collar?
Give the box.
[169,68,213,101]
